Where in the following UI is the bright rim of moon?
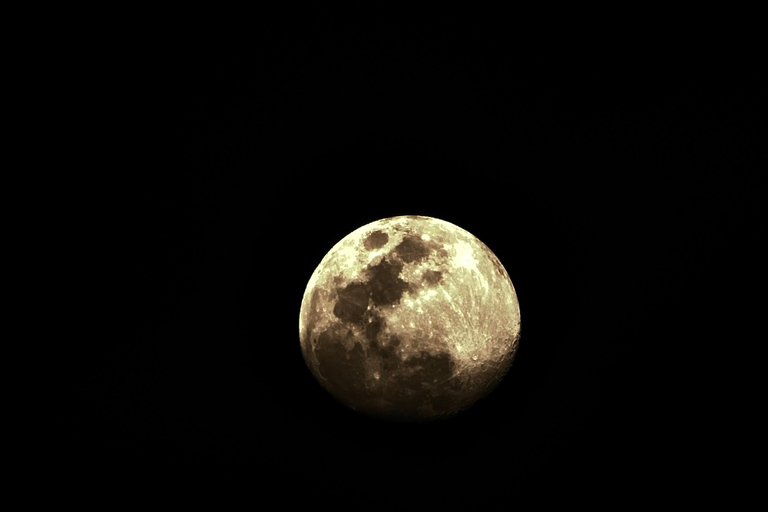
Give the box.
[299,215,521,421]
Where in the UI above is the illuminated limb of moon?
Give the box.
[299,215,521,421]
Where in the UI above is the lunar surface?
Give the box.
[299,215,521,421]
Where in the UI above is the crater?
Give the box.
[422,269,443,286]
[363,230,389,250]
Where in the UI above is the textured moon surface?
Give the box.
[299,215,521,421]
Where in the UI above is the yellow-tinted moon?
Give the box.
[299,215,521,421]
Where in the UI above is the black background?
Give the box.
[77,21,758,507]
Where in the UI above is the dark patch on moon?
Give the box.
[395,235,431,263]
[331,254,409,339]
[380,349,456,416]
[314,317,461,420]
[367,258,410,307]
[333,282,368,323]
[422,269,442,286]
[377,344,455,397]
[363,230,389,250]
[403,350,454,380]
[449,377,465,391]
[364,312,385,346]
[431,394,454,413]
[378,342,401,373]
[315,330,368,402]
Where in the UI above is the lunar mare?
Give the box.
[299,215,521,421]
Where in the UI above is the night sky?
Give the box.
[76,22,756,506]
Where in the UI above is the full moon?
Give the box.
[299,215,521,421]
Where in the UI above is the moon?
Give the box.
[299,215,521,421]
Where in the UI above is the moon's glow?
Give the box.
[299,215,521,421]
